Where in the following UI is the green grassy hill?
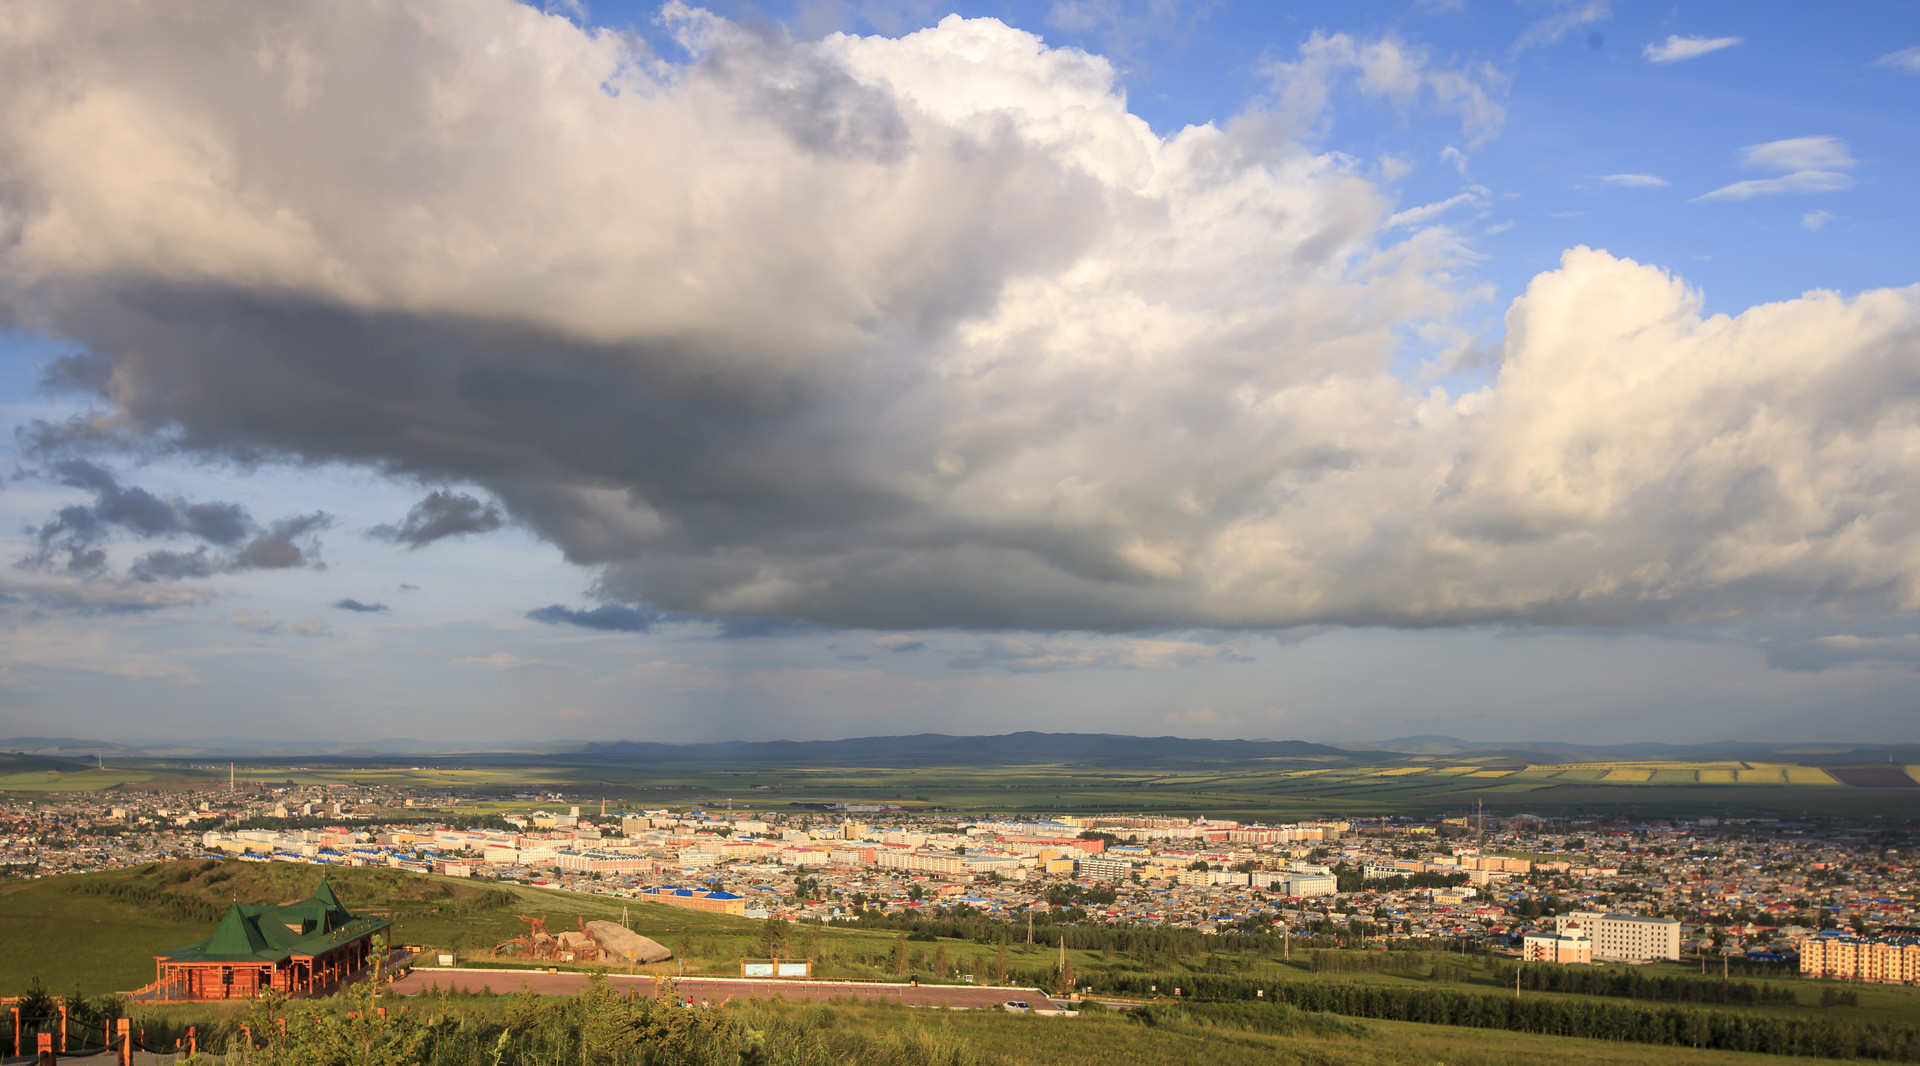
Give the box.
[0,860,953,997]
[0,859,768,996]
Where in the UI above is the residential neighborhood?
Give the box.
[5,784,1916,981]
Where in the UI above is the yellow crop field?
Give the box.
[1467,769,1515,777]
[1368,767,1431,776]
[1601,768,1652,782]
[1784,767,1839,785]
[1696,769,1737,783]
[1429,766,1481,775]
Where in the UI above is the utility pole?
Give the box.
[229,762,234,793]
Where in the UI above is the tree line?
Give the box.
[1486,960,1801,1006]
[1093,973,1920,1061]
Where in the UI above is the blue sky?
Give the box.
[2,0,1918,746]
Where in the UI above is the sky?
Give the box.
[2,0,1918,747]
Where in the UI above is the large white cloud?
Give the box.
[2,0,1917,632]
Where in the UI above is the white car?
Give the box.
[1002,1000,1032,1013]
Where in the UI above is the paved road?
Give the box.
[392,969,1061,1011]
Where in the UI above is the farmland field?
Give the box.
[9,744,1920,821]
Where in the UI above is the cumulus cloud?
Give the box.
[1802,210,1834,232]
[370,490,505,549]
[1270,32,1508,145]
[16,459,328,582]
[129,512,331,582]
[331,598,389,613]
[526,603,659,632]
[18,460,251,573]
[1599,173,1667,188]
[1696,136,1857,202]
[2,3,1919,638]
[1643,35,1742,64]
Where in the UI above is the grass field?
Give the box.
[112,988,1869,1066]
[0,861,1013,996]
[13,861,1920,1036]
[10,753,1920,822]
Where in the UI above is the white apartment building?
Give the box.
[1078,856,1134,881]
[876,849,967,876]
[1554,911,1681,962]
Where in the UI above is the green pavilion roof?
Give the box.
[156,878,391,964]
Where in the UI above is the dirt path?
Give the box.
[392,969,1061,1011]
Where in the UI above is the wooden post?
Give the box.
[187,1025,196,1056]
[58,1004,67,1053]
[12,1006,19,1057]
[36,1031,53,1065]
[116,1019,130,1066]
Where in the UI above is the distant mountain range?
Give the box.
[4,731,1914,769]
[1,732,1348,768]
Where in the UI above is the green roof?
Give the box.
[156,877,392,964]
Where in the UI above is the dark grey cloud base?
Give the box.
[3,0,1919,642]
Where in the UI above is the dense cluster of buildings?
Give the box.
[4,787,1917,984]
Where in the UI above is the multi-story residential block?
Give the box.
[1554,911,1681,961]
[1799,935,1920,984]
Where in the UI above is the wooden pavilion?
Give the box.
[149,878,391,1000]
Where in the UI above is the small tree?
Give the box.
[16,978,55,1041]
[762,916,791,958]
[891,933,909,976]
